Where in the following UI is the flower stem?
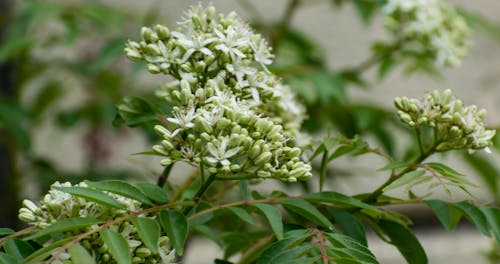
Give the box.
[319,150,329,192]
[362,146,435,204]
[157,163,173,187]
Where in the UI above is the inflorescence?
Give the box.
[19,182,175,264]
[125,5,312,182]
[383,0,470,67]
[395,89,496,152]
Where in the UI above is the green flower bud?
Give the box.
[196,118,213,133]
[153,145,169,156]
[22,199,40,214]
[155,24,170,40]
[160,158,173,166]
[257,170,271,178]
[135,247,152,258]
[98,244,108,254]
[154,125,172,139]
[147,64,161,74]
[249,145,261,159]
[19,212,37,222]
[124,45,143,61]
[141,27,158,43]
[230,164,241,172]
[132,257,144,264]
[254,151,272,165]
[102,253,111,262]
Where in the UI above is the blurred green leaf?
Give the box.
[328,208,367,246]
[53,186,126,210]
[280,199,334,230]
[85,180,152,205]
[159,210,188,256]
[26,217,102,240]
[377,220,427,264]
[0,252,17,264]
[100,229,131,264]
[383,170,427,192]
[68,243,95,264]
[252,203,283,240]
[453,201,491,237]
[133,182,169,204]
[130,216,160,254]
[4,238,35,261]
[481,207,500,243]
[426,200,463,231]
[228,207,257,226]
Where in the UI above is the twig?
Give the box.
[157,163,173,187]
[0,226,37,246]
[45,200,195,263]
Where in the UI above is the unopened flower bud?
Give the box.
[155,24,170,40]
[141,27,158,43]
[254,151,272,165]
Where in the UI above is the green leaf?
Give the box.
[326,233,379,263]
[328,145,357,161]
[4,239,35,261]
[377,161,412,171]
[352,0,383,24]
[25,217,102,240]
[383,170,426,192]
[377,220,427,264]
[228,207,257,226]
[68,243,95,264]
[0,36,31,63]
[453,201,490,237]
[463,154,499,200]
[328,208,367,246]
[114,96,158,127]
[159,210,188,256]
[22,236,73,263]
[30,82,63,119]
[304,192,372,209]
[252,204,283,240]
[256,229,312,264]
[54,186,126,210]
[130,217,160,254]
[426,200,463,231]
[481,207,500,243]
[0,228,15,236]
[193,225,222,247]
[134,182,169,204]
[378,56,395,79]
[100,229,131,264]
[426,162,463,177]
[85,180,152,205]
[279,199,334,230]
[89,38,125,74]
[0,252,17,264]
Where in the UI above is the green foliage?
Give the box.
[0,1,499,264]
[100,229,131,264]
[159,210,188,256]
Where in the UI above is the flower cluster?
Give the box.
[394,89,496,152]
[19,182,175,264]
[383,0,470,67]
[124,5,311,182]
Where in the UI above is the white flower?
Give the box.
[173,32,217,63]
[167,107,197,136]
[251,37,273,70]
[214,26,247,59]
[197,106,224,125]
[205,137,241,166]
[226,57,255,86]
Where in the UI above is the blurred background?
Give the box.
[0,0,499,263]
